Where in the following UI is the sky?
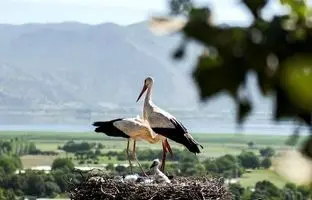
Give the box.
[0,0,291,26]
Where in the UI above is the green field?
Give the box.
[0,131,305,161]
[240,169,289,188]
[0,130,301,190]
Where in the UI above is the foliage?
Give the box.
[238,151,260,169]
[252,180,282,199]
[61,140,94,153]
[247,141,254,149]
[0,138,41,156]
[51,158,74,171]
[260,157,272,169]
[45,181,61,197]
[166,0,312,152]
[228,183,245,200]
[0,155,22,174]
[203,154,243,178]
[259,147,275,157]
[23,172,46,197]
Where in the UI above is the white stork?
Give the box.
[92,115,164,175]
[149,158,171,183]
[136,76,203,171]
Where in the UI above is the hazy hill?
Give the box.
[0,21,205,111]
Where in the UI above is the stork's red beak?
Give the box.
[136,83,147,102]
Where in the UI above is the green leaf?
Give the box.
[280,0,308,19]
[169,0,193,16]
[284,129,300,146]
[241,0,269,18]
[192,55,246,100]
[274,85,303,120]
[237,99,252,125]
[279,54,312,112]
[300,136,312,159]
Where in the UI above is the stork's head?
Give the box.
[136,76,154,102]
[150,158,160,169]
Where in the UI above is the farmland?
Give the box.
[0,130,303,166]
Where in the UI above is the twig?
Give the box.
[100,185,115,198]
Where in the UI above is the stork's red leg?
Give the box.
[132,140,147,176]
[126,139,133,174]
[132,140,136,159]
[164,139,173,157]
[160,140,167,172]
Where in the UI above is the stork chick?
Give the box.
[149,159,171,184]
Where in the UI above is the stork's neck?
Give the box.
[143,86,153,119]
[144,86,152,103]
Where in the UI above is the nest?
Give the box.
[69,173,232,200]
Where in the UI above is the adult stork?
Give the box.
[92,115,165,175]
[136,76,203,171]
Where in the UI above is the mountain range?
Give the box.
[0,21,208,112]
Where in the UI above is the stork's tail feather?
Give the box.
[185,134,203,154]
[93,121,105,127]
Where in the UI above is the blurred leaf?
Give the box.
[236,76,252,125]
[241,0,269,18]
[300,136,312,159]
[189,7,211,22]
[192,56,246,100]
[279,54,312,112]
[172,39,187,59]
[169,0,193,16]
[285,124,301,146]
[237,99,252,125]
[274,85,306,121]
[280,0,308,19]
[256,72,274,95]
[297,113,312,128]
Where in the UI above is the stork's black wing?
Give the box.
[152,118,203,154]
[92,118,130,139]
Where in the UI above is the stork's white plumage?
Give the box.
[93,116,164,175]
[149,159,171,184]
[136,76,203,172]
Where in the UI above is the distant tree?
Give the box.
[297,185,312,199]
[4,189,15,200]
[195,163,206,176]
[179,158,197,175]
[6,174,24,194]
[106,163,115,172]
[247,141,254,149]
[251,180,282,199]
[259,147,275,157]
[228,183,245,200]
[115,165,127,175]
[61,141,93,153]
[283,183,312,200]
[28,142,40,155]
[215,154,238,173]
[51,158,74,171]
[45,181,61,198]
[203,159,218,174]
[98,143,105,149]
[0,155,21,174]
[238,152,260,169]
[0,188,5,200]
[23,172,46,197]
[51,169,68,192]
[260,157,272,169]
